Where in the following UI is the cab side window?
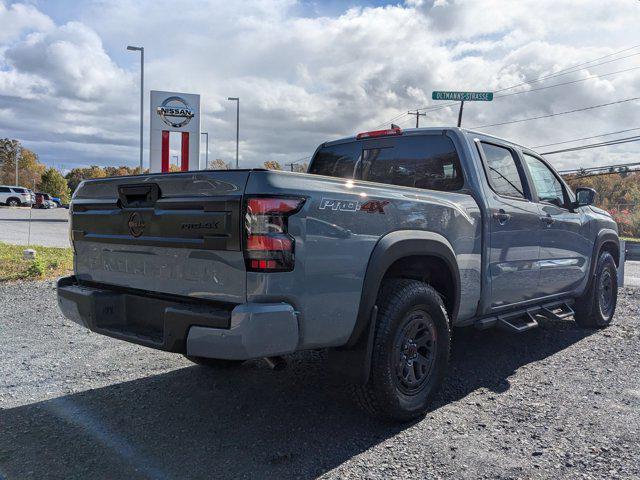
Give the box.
[480,142,526,199]
[523,153,566,208]
[362,136,464,191]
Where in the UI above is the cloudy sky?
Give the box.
[0,0,639,172]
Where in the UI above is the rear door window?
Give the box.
[361,136,463,191]
[308,142,361,179]
[480,142,526,199]
[0,187,10,193]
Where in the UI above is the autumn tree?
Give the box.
[263,160,282,170]
[38,167,71,203]
[0,138,46,188]
[207,159,230,170]
[65,166,107,192]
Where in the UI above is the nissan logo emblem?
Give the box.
[156,96,195,128]
[127,212,145,237]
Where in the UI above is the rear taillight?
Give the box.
[244,196,305,272]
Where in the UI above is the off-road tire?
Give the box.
[183,355,245,368]
[352,279,451,422]
[574,251,617,328]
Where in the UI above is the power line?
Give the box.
[561,159,640,173]
[472,96,640,129]
[533,127,640,148]
[495,65,640,99]
[561,168,640,179]
[543,136,640,155]
[372,44,640,128]
[425,52,640,113]
[492,50,640,93]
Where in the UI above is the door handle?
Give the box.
[493,209,511,225]
[542,215,555,227]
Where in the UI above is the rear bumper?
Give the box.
[57,276,299,360]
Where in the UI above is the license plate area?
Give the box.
[93,291,165,344]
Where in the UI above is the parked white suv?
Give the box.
[0,185,33,206]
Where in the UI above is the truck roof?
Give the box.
[320,126,534,153]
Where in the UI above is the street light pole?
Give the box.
[227,97,239,168]
[201,132,209,168]
[127,45,144,172]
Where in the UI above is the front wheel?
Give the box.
[352,279,451,422]
[574,251,618,328]
[6,199,20,207]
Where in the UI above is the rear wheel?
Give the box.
[352,279,451,421]
[183,355,245,368]
[574,251,617,328]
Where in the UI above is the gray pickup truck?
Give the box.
[58,126,620,421]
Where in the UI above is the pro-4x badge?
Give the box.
[319,198,388,214]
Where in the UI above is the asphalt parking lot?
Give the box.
[0,207,69,248]
[0,281,639,479]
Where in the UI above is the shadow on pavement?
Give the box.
[0,318,593,480]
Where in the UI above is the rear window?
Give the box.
[309,135,464,192]
[308,142,361,179]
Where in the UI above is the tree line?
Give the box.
[566,171,640,238]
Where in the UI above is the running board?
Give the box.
[474,299,574,332]
[497,311,539,333]
[537,302,574,321]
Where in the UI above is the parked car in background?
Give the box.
[50,196,63,208]
[35,192,57,209]
[0,185,33,206]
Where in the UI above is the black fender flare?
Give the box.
[587,229,619,283]
[328,230,460,384]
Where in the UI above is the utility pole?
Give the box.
[227,97,239,168]
[407,110,427,128]
[457,101,464,127]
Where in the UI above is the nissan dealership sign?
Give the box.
[149,90,201,173]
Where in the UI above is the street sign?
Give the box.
[432,91,493,101]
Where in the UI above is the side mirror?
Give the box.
[574,187,596,207]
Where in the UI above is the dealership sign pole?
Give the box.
[431,91,493,127]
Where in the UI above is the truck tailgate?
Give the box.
[70,171,249,303]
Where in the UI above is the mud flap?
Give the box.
[327,306,377,384]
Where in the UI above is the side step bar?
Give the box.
[538,302,574,321]
[474,300,575,333]
[497,311,538,333]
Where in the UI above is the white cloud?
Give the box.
[0,1,53,43]
[0,0,639,171]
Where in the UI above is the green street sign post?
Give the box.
[431,90,493,127]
